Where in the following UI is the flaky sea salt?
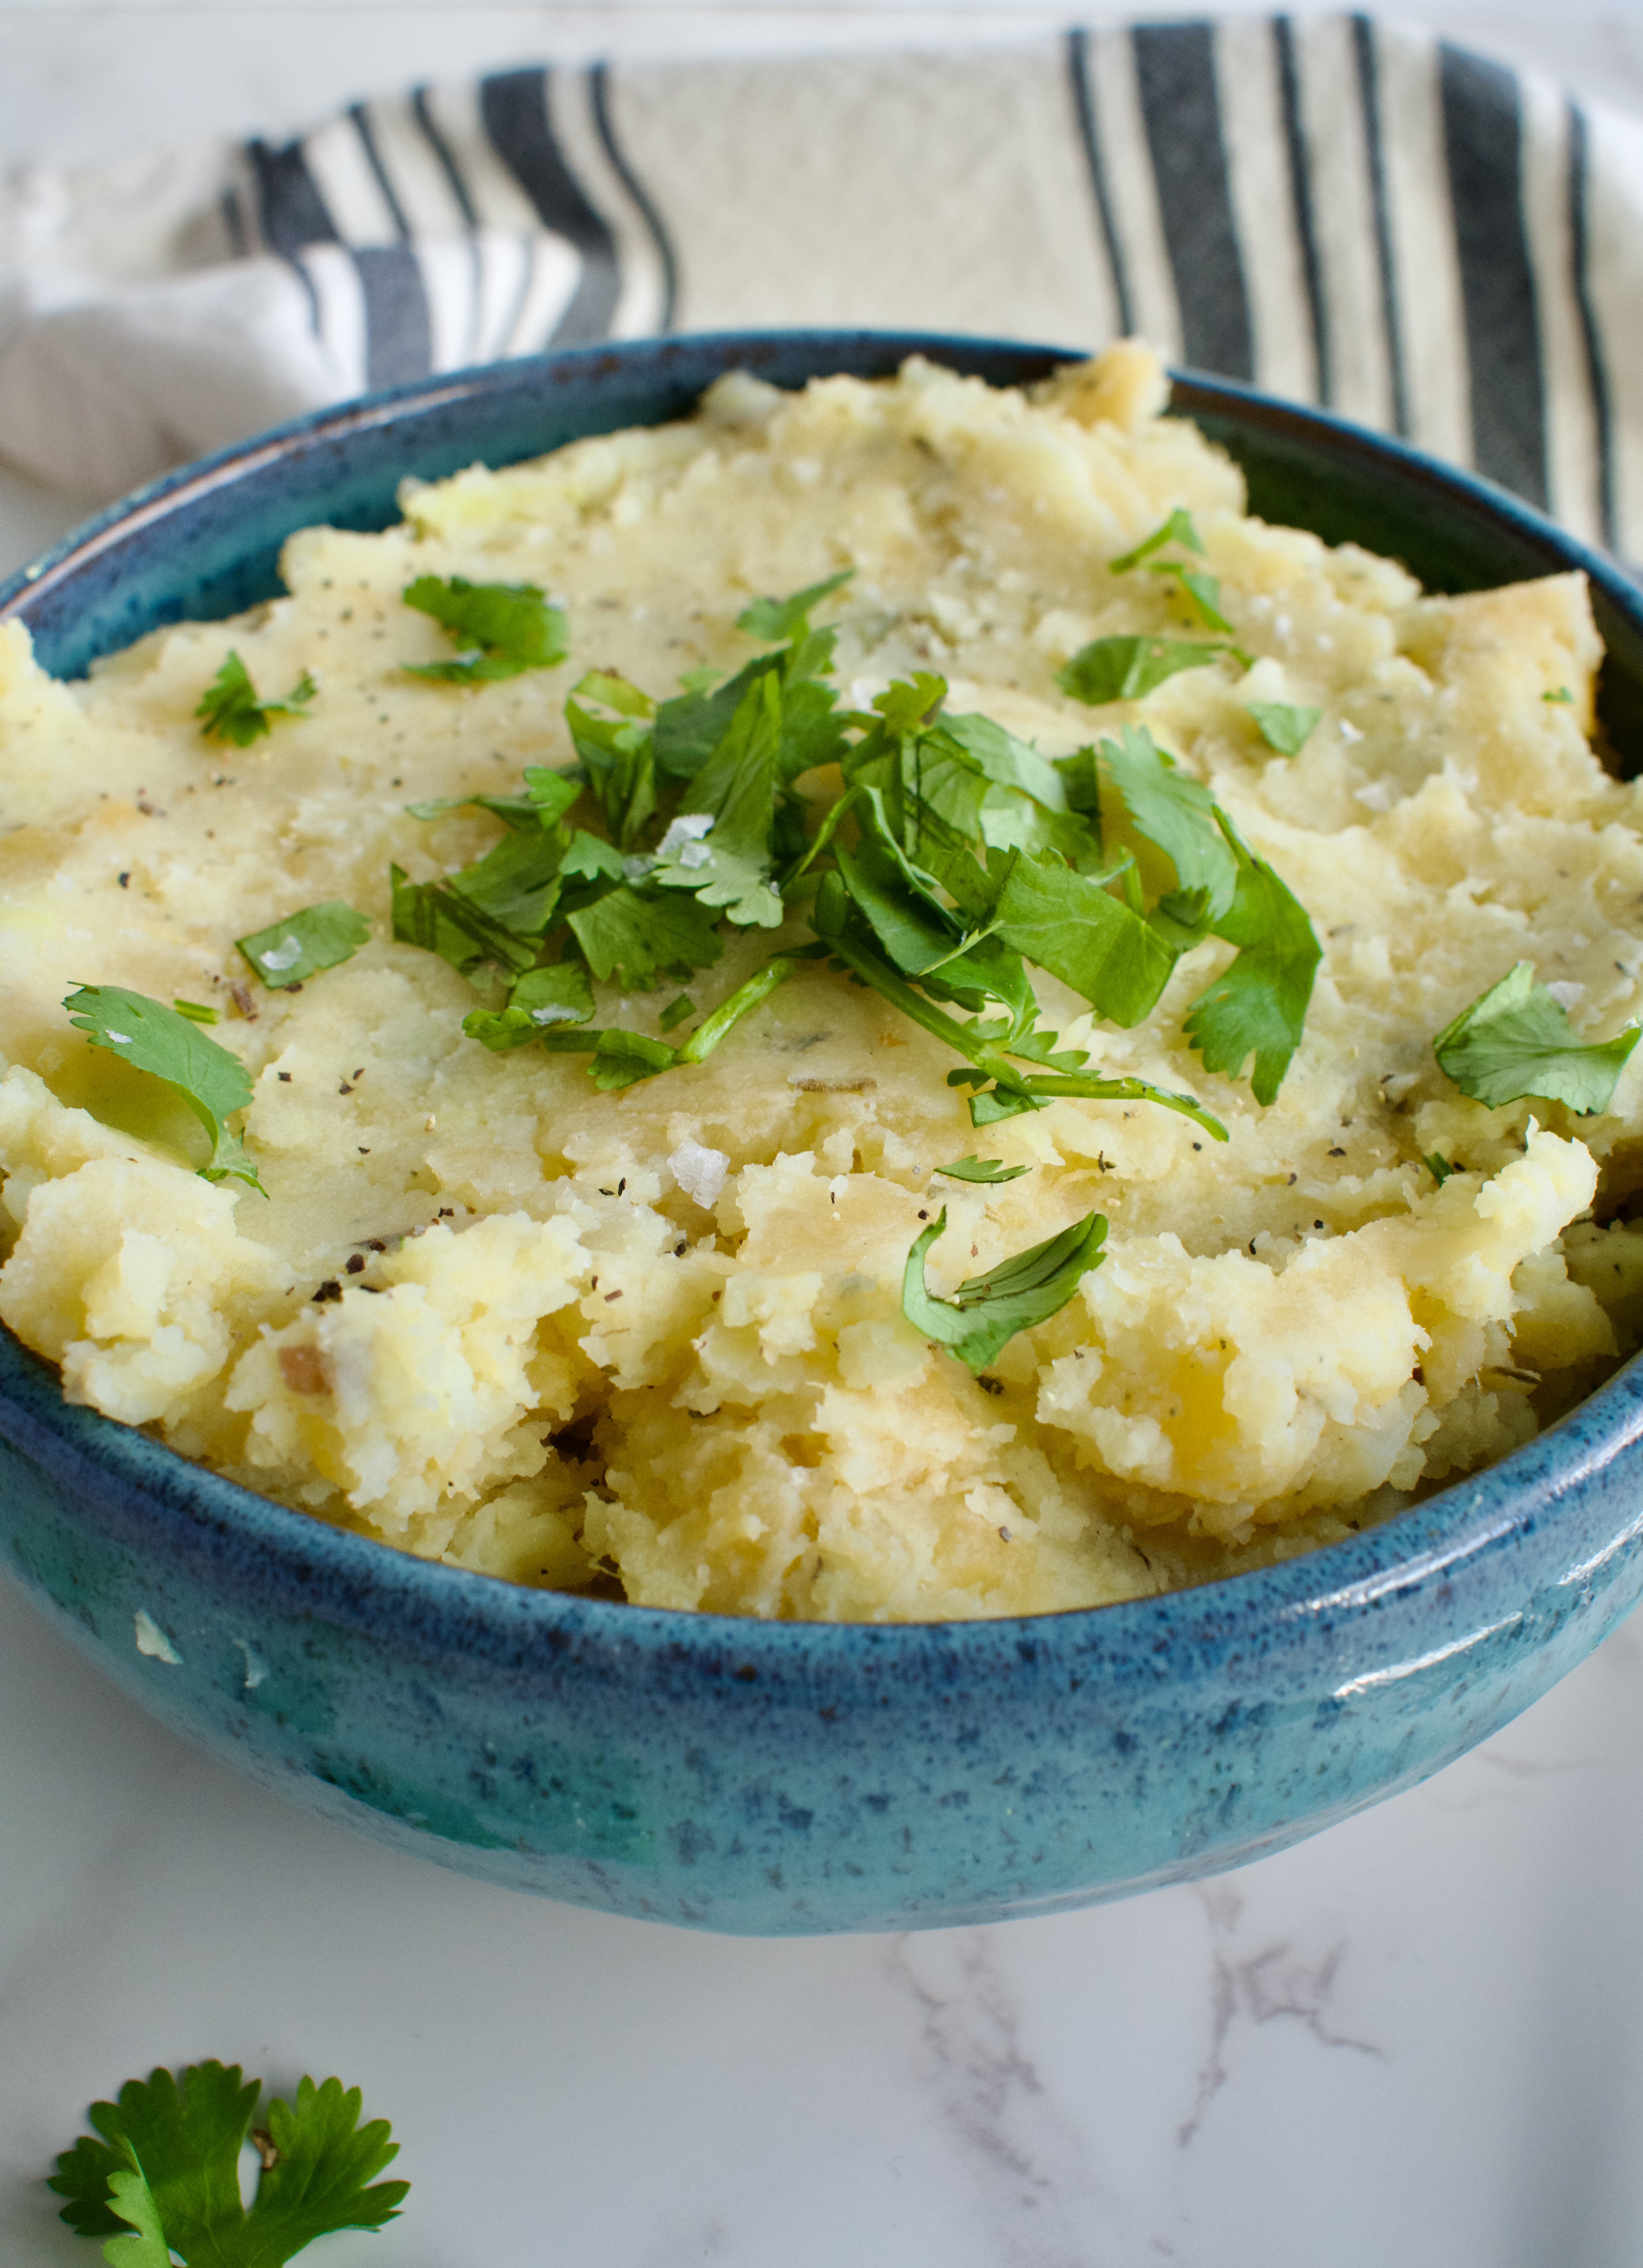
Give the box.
[668,1139,730,1208]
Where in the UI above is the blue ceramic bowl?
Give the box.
[3,332,1643,1936]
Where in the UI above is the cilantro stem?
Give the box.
[676,958,798,1063]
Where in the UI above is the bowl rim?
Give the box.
[5,324,1643,1676]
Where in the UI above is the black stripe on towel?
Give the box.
[349,103,412,240]
[246,138,340,255]
[590,63,679,331]
[1274,17,1330,406]
[1440,42,1548,506]
[1568,100,1617,551]
[480,66,620,345]
[1064,29,1135,336]
[355,244,434,389]
[411,87,480,227]
[1131,22,1253,380]
[1352,17,1408,438]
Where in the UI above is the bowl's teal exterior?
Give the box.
[3,331,1643,1936]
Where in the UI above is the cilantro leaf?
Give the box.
[1098,725,1238,926]
[405,789,533,828]
[65,986,263,1192]
[541,1028,679,1092]
[1181,818,1321,1103]
[104,2157,173,2268]
[925,714,1070,818]
[196,652,316,747]
[572,669,655,719]
[227,2077,406,2264]
[736,569,854,643]
[402,575,567,683]
[567,884,725,987]
[1432,961,1641,1113]
[52,2062,260,2261]
[653,579,849,784]
[1170,568,1234,635]
[1056,636,1233,706]
[237,901,371,990]
[651,674,785,926]
[902,1206,1107,1371]
[390,863,538,981]
[1109,509,1205,573]
[1246,701,1322,756]
[936,1155,1032,1183]
[446,826,568,935]
[990,849,1175,1028]
[528,961,797,1092]
[463,961,596,1051]
[49,2132,129,2238]
[49,2061,406,2268]
[653,661,771,780]
[937,713,1100,868]
[522,767,583,827]
[566,684,656,850]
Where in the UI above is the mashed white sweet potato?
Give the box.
[3,342,1642,1620]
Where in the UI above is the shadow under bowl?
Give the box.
[2,329,1642,1935]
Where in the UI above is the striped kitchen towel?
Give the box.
[1,18,1640,557]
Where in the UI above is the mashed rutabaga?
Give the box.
[3,342,1642,1621]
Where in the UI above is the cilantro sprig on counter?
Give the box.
[196,653,316,747]
[1433,961,1641,1114]
[64,986,264,1192]
[48,2059,407,2266]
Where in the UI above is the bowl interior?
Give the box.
[3,327,1643,1649]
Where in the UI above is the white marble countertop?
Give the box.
[5,8,1643,2264]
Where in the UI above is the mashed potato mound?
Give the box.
[3,344,1643,1620]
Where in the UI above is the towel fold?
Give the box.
[3,20,1641,557]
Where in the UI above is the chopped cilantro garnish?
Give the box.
[1099,724,1238,928]
[195,652,316,747]
[1109,510,1205,573]
[171,998,219,1024]
[1056,635,1234,706]
[1543,686,1574,704]
[463,960,596,1051]
[568,882,725,987]
[402,574,568,684]
[736,568,853,642]
[64,985,263,1192]
[1109,512,1232,631]
[936,1155,1032,1183]
[1246,702,1322,756]
[1432,961,1640,1113]
[1425,1152,1459,1185]
[902,1206,1107,1371]
[660,992,696,1031]
[390,863,539,981]
[1180,816,1321,1105]
[236,901,371,989]
[389,572,1309,1121]
[48,2058,407,2264]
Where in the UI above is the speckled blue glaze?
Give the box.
[3,332,1643,1936]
